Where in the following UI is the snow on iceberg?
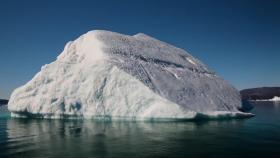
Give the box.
[8,30,253,120]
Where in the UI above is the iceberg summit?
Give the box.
[8,30,252,120]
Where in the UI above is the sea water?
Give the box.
[0,102,279,158]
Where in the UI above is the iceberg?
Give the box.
[8,30,252,120]
[269,96,280,101]
[255,96,280,102]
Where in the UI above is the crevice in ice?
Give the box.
[109,48,184,68]
[109,48,213,75]
[94,77,107,115]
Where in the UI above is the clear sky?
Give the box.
[0,0,279,99]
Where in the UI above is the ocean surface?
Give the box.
[0,102,279,158]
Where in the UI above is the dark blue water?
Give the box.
[0,102,280,158]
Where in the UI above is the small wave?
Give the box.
[10,110,254,122]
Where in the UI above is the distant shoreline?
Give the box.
[248,96,280,102]
[240,87,280,101]
[0,99,8,106]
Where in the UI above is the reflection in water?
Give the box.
[1,102,280,158]
[272,101,280,108]
[2,119,247,158]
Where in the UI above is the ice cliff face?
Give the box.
[8,30,250,120]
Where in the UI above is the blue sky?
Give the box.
[0,0,279,99]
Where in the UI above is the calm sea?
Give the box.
[0,102,279,158]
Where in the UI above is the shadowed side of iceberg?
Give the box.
[96,31,242,113]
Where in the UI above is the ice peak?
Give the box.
[133,33,152,38]
[85,30,114,37]
[57,30,107,63]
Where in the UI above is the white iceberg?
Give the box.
[8,30,252,120]
[269,96,280,101]
[255,96,280,102]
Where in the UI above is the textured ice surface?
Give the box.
[8,30,250,120]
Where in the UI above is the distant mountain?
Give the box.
[240,87,280,101]
[0,99,9,106]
